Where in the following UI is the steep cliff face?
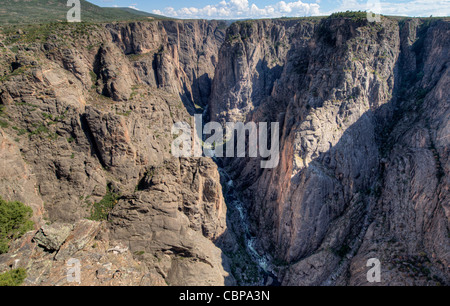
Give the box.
[210,17,449,285]
[107,20,225,112]
[209,19,306,124]
[0,15,448,287]
[0,20,233,285]
[348,19,449,286]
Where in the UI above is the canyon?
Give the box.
[0,14,448,286]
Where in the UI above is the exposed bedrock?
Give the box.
[210,17,449,285]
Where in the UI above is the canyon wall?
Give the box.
[0,16,448,286]
[0,20,234,285]
[210,17,449,286]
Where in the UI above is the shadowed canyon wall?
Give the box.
[210,17,449,286]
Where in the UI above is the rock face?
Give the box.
[210,17,449,286]
[209,20,300,124]
[0,131,44,226]
[0,20,233,286]
[347,20,450,286]
[0,16,448,286]
[34,223,73,252]
[106,20,226,112]
[0,220,166,286]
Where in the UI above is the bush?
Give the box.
[0,268,27,286]
[0,120,8,129]
[0,197,34,254]
[89,185,120,221]
[329,11,369,21]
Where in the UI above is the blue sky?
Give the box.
[89,0,450,19]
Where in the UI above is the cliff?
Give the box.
[0,15,448,286]
[211,16,449,286]
[0,20,234,286]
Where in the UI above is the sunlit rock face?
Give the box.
[0,19,233,286]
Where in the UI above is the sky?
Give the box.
[90,0,450,19]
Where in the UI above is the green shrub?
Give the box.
[89,185,120,221]
[89,71,98,84]
[0,268,27,286]
[9,46,19,54]
[0,197,34,254]
[329,11,369,21]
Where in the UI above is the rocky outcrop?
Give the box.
[93,43,136,101]
[34,223,73,252]
[0,220,166,286]
[109,157,230,286]
[0,131,44,226]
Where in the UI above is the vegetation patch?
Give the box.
[226,34,241,43]
[0,65,31,82]
[0,0,169,26]
[90,71,98,89]
[0,196,34,254]
[329,11,371,22]
[30,123,49,136]
[89,184,120,221]
[127,53,148,62]
[116,110,132,117]
[0,268,27,286]
[12,126,27,136]
[129,85,139,100]
[0,120,9,129]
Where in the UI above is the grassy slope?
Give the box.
[0,0,170,25]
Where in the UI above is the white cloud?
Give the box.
[152,0,321,19]
[380,0,450,17]
[152,0,450,19]
[326,0,450,17]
